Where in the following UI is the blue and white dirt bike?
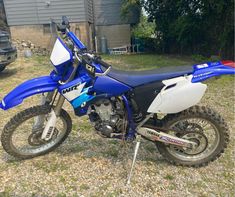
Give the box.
[0,17,234,183]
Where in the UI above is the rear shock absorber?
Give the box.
[130,98,143,123]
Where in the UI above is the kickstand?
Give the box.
[127,135,142,185]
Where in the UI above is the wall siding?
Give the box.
[4,0,87,26]
[85,0,93,23]
[93,0,124,26]
[96,24,131,50]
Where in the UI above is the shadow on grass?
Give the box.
[54,135,166,165]
[0,68,18,79]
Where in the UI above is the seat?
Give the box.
[108,65,194,87]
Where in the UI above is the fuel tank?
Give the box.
[93,76,131,96]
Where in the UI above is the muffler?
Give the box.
[138,127,197,148]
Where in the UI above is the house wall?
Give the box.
[93,0,138,26]
[85,0,94,23]
[96,24,131,51]
[93,0,135,51]
[10,22,90,49]
[3,0,88,25]
[93,0,123,26]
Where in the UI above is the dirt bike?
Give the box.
[0,17,234,184]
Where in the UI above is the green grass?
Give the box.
[164,174,175,180]
[80,183,90,191]
[102,54,196,70]
[55,193,67,197]
[101,146,119,158]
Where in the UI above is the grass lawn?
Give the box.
[102,54,196,70]
[0,54,234,197]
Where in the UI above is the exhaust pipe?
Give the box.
[138,127,197,148]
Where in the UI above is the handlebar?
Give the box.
[93,57,111,69]
[78,53,112,77]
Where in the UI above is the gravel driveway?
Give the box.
[0,57,234,197]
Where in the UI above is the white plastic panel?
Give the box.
[147,75,207,114]
[50,38,72,66]
[62,83,86,102]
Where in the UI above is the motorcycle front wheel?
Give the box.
[156,106,229,167]
[1,105,72,159]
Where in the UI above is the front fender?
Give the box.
[0,76,59,110]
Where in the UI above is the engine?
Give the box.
[88,98,126,138]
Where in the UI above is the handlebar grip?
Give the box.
[94,57,111,69]
[57,24,67,33]
[62,16,70,26]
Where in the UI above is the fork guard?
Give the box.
[0,76,59,110]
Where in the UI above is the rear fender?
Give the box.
[192,61,235,83]
[0,76,59,110]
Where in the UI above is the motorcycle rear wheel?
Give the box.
[156,106,229,167]
[1,105,72,159]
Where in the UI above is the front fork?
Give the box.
[32,92,54,130]
[33,92,65,141]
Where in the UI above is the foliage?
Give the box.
[131,14,156,38]
[143,0,234,59]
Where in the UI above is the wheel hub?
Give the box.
[171,123,208,155]
[28,128,59,146]
[181,132,208,155]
